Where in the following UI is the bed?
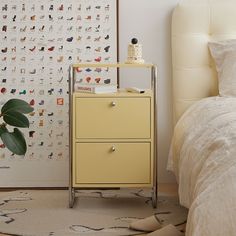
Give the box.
[168,0,236,235]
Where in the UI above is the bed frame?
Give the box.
[172,0,236,124]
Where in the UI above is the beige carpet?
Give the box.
[0,189,188,236]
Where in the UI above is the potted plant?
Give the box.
[0,99,34,155]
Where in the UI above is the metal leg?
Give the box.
[151,65,158,209]
[152,186,157,208]
[69,187,75,208]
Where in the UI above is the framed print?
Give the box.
[0,0,119,187]
[75,0,119,86]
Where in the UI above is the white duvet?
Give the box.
[168,96,236,236]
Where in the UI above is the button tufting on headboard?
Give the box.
[172,0,236,124]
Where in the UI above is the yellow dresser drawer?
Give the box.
[74,142,151,184]
[74,97,151,139]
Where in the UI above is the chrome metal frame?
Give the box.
[69,64,75,208]
[151,65,158,208]
[68,64,158,208]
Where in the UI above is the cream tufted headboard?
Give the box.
[172,0,236,124]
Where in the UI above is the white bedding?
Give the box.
[168,96,236,236]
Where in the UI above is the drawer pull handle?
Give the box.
[111,101,116,107]
[111,146,116,152]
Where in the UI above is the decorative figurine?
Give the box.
[125,38,145,64]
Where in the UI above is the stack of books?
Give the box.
[74,84,117,94]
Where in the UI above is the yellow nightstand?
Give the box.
[68,63,158,208]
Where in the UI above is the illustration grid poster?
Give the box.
[0,0,118,187]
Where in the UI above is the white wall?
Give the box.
[119,0,179,183]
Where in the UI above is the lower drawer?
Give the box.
[74,142,151,184]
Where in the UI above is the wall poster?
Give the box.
[0,0,119,187]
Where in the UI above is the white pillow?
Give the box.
[208,39,236,97]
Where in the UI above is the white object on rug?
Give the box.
[147,224,184,236]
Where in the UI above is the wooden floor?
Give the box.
[0,183,178,236]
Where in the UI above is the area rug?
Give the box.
[0,189,188,236]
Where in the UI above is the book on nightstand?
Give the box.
[74,84,117,94]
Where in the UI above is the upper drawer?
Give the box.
[74,97,151,139]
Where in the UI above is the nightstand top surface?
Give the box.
[73,89,153,97]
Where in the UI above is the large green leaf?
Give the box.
[1,128,27,155]
[1,99,33,115]
[3,111,29,128]
[0,126,7,136]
